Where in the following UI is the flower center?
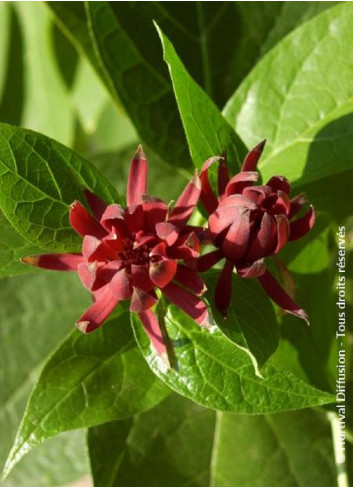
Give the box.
[118,242,150,266]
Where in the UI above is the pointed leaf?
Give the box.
[0,123,119,252]
[131,303,334,414]
[3,310,170,478]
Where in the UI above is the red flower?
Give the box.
[198,141,315,322]
[22,146,210,357]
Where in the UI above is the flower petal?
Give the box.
[224,171,259,196]
[237,259,266,278]
[21,253,84,271]
[100,204,130,236]
[174,264,206,295]
[70,201,106,239]
[266,176,291,195]
[155,222,179,246]
[78,261,105,291]
[274,215,290,254]
[241,140,266,172]
[258,270,309,324]
[127,145,148,206]
[132,264,154,291]
[288,194,307,219]
[142,201,168,232]
[197,249,224,272]
[200,156,222,214]
[149,259,178,288]
[109,267,133,300]
[76,285,119,333]
[130,288,158,312]
[218,157,230,197]
[218,193,258,210]
[289,206,315,241]
[215,260,234,318]
[272,190,291,215]
[168,173,201,228]
[82,235,117,261]
[162,282,211,327]
[246,213,277,261]
[83,190,107,220]
[221,209,250,262]
[138,309,168,357]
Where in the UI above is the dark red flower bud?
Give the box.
[198,141,315,322]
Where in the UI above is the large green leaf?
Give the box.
[14,3,75,147]
[47,2,335,164]
[0,123,119,252]
[132,303,334,414]
[205,270,279,371]
[0,272,90,485]
[3,309,170,479]
[224,3,353,192]
[157,26,246,172]
[79,1,190,168]
[88,393,336,487]
[0,212,42,278]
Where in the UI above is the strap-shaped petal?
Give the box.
[149,259,177,288]
[127,145,148,206]
[274,215,290,254]
[70,201,106,239]
[221,209,250,262]
[200,156,222,214]
[162,282,211,327]
[76,284,119,333]
[109,268,133,300]
[258,270,309,324]
[132,264,154,292]
[21,253,84,271]
[197,249,224,272]
[215,260,234,317]
[246,213,277,262]
[237,259,266,278]
[266,176,291,195]
[174,264,206,295]
[129,288,158,312]
[218,158,230,197]
[78,261,104,291]
[168,173,201,228]
[224,171,259,197]
[241,140,266,172]
[83,190,107,220]
[138,309,168,357]
[289,206,315,241]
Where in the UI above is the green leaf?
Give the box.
[13,3,75,147]
[156,25,246,172]
[132,304,334,414]
[3,309,170,479]
[205,270,279,370]
[0,212,42,278]
[2,431,89,487]
[88,393,336,487]
[88,393,215,487]
[0,272,90,484]
[84,1,190,168]
[0,123,119,251]
[224,3,353,190]
[212,408,336,486]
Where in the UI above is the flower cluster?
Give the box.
[23,143,315,356]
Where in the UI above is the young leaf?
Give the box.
[224,3,353,189]
[0,123,119,252]
[3,309,170,479]
[0,272,90,483]
[88,394,336,487]
[131,304,334,414]
[205,270,280,370]
[156,25,247,172]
